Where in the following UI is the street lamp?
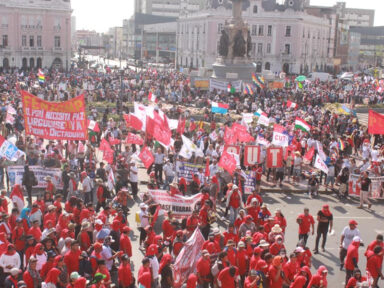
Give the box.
[119,68,124,101]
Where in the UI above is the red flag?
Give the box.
[109,136,121,145]
[139,146,154,169]
[189,121,196,132]
[205,157,210,177]
[224,126,237,145]
[303,147,315,162]
[126,133,144,145]
[218,150,237,175]
[99,138,111,151]
[177,117,186,135]
[87,120,100,132]
[148,91,158,103]
[232,123,254,143]
[368,110,384,134]
[123,113,143,131]
[146,116,172,146]
[103,147,114,164]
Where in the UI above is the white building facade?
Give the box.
[0,0,72,71]
[177,0,333,74]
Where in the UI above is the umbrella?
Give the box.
[295,75,306,82]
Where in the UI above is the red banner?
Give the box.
[368,110,384,134]
[218,150,237,174]
[232,123,254,143]
[139,146,154,169]
[244,146,261,166]
[266,147,283,168]
[21,90,87,140]
[126,133,144,145]
[224,145,240,155]
[224,126,236,145]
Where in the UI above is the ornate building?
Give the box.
[0,0,72,71]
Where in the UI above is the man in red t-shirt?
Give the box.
[226,185,243,224]
[269,256,284,288]
[366,246,384,287]
[345,236,362,285]
[120,226,132,257]
[118,254,133,288]
[218,266,239,288]
[64,240,82,275]
[296,208,315,246]
[254,164,263,193]
[196,250,211,288]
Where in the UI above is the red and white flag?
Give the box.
[10,185,25,213]
[218,150,237,175]
[139,146,154,169]
[176,117,186,135]
[314,154,329,174]
[286,100,297,109]
[126,133,144,145]
[148,91,158,103]
[103,147,114,164]
[87,120,100,132]
[107,168,115,191]
[272,124,289,147]
[303,147,315,163]
[123,113,143,131]
[173,229,205,288]
[232,123,254,143]
[224,126,237,145]
[99,138,111,152]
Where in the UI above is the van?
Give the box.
[307,72,332,82]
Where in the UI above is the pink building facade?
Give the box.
[0,0,71,71]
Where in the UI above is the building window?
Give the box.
[217,23,223,34]
[251,43,256,55]
[54,36,61,48]
[253,5,258,13]
[257,43,263,54]
[267,43,271,54]
[251,25,257,36]
[2,35,8,47]
[267,25,272,36]
[265,62,271,70]
[29,35,34,47]
[37,36,42,47]
[284,44,290,54]
[258,25,264,36]
[285,26,291,37]
[22,35,27,47]
[1,16,8,27]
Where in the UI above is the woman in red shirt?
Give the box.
[269,256,284,288]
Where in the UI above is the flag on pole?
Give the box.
[286,100,297,109]
[10,185,25,213]
[227,83,236,94]
[252,73,265,89]
[38,69,45,84]
[123,113,143,131]
[294,117,311,133]
[211,102,229,114]
[107,169,115,191]
[139,146,154,169]
[87,120,100,132]
[179,135,204,159]
[148,91,158,103]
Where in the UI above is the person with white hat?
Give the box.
[225,184,244,225]
[345,236,363,285]
[4,267,21,288]
[139,203,149,249]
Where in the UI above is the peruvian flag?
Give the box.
[218,150,237,175]
[87,120,100,132]
[123,113,143,131]
[126,133,144,145]
[286,100,297,109]
[139,146,154,169]
[148,91,158,103]
[10,185,25,213]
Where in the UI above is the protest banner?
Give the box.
[7,166,63,190]
[244,146,261,166]
[224,145,240,155]
[349,174,384,198]
[272,124,289,147]
[145,190,202,218]
[266,147,283,168]
[209,79,242,92]
[177,162,205,183]
[21,90,87,140]
[174,228,205,288]
[314,154,329,174]
[0,135,25,161]
[244,171,256,194]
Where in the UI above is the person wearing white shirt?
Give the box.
[209,159,219,177]
[129,161,139,196]
[339,220,360,270]
[162,160,175,190]
[0,244,21,274]
[139,204,150,249]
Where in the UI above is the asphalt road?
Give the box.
[126,167,384,287]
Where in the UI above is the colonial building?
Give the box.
[0,0,72,71]
[177,0,333,74]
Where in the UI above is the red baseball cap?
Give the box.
[349,220,358,226]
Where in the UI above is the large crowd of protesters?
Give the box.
[0,64,384,288]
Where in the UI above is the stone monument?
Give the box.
[212,0,254,81]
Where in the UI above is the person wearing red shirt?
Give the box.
[79,221,91,251]
[40,252,55,280]
[289,271,307,288]
[345,236,362,285]
[226,185,243,224]
[249,247,262,271]
[365,234,384,263]
[296,208,315,246]
[244,269,262,288]
[225,240,237,266]
[307,266,328,288]
[270,235,285,256]
[283,253,299,283]
[162,211,175,241]
[196,250,211,288]
[223,224,238,245]
[120,226,132,257]
[11,218,26,252]
[43,206,57,228]
[138,271,151,288]
[96,259,112,287]
[246,199,260,225]
[0,190,8,215]
[95,179,106,212]
[45,176,56,200]
[64,241,82,276]
[236,241,249,285]
[246,189,263,206]
[258,204,272,226]
[118,254,133,288]
[202,234,220,254]
[274,209,287,232]
[269,256,284,288]
[53,194,63,215]
[90,242,104,274]
[346,269,367,288]
[366,246,384,287]
[186,211,199,232]
[23,256,40,288]
[28,220,42,242]
[254,164,263,193]
[172,230,184,257]
[218,266,239,288]
[199,200,211,239]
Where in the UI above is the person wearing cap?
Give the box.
[258,204,271,226]
[223,223,239,246]
[64,241,81,276]
[96,259,112,287]
[313,204,333,254]
[225,184,244,225]
[4,267,21,288]
[340,220,361,270]
[139,203,150,250]
[118,254,134,288]
[365,246,384,288]
[23,256,42,288]
[269,256,284,288]
[120,226,132,258]
[238,215,257,238]
[357,171,373,209]
[196,250,212,288]
[345,236,362,285]
[307,265,328,288]
[236,241,248,285]
[244,269,263,288]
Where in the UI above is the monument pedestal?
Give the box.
[212,57,254,82]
